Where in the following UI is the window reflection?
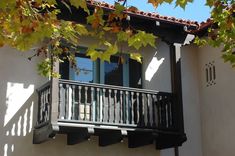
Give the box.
[104,57,123,86]
[73,57,93,83]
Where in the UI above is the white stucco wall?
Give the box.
[0,46,161,156]
[141,40,171,92]
[197,46,235,156]
[180,45,203,156]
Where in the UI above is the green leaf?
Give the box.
[0,0,16,9]
[206,0,214,7]
[45,0,57,5]
[128,31,156,50]
[117,31,129,42]
[70,0,90,14]
[130,53,142,63]
[175,0,193,9]
[103,27,112,31]
[105,43,118,55]
[114,3,125,15]
[86,47,101,61]
[74,24,88,35]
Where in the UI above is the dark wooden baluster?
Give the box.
[65,84,69,119]
[161,95,166,128]
[168,95,173,127]
[136,92,140,124]
[42,91,45,123]
[165,95,172,128]
[59,84,65,119]
[96,88,100,122]
[44,90,48,122]
[78,86,82,120]
[102,88,106,122]
[156,95,161,128]
[131,92,134,124]
[152,95,157,127]
[39,91,44,123]
[165,95,169,128]
[37,92,41,124]
[114,90,117,123]
[141,93,145,127]
[125,91,129,124]
[71,85,75,120]
[144,94,148,127]
[108,89,111,122]
[120,90,123,123]
[91,87,94,121]
[147,94,152,127]
[84,86,88,121]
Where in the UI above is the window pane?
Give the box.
[73,57,93,83]
[104,57,123,86]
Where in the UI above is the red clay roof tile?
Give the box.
[86,0,212,32]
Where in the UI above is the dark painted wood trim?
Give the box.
[169,44,185,134]
[67,128,90,145]
[33,124,53,144]
[127,131,154,148]
[95,129,123,146]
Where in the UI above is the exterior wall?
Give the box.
[197,46,235,156]
[180,45,203,156]
[0,46,161,156]
[141,40,171,92]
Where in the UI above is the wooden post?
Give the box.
[169,43,185,134]
[50,58,59,125]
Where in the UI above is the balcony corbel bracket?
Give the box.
[33,124,53,144]
[67,128,90,145]
[127,131,154,148]
[95,129,123,147]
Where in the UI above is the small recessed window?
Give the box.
[205,61,216,87]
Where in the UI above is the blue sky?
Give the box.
[103,0,211,22]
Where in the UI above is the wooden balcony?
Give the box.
[33,79,186,149]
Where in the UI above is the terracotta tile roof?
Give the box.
[87,1,199,27]
[86,0,212,33]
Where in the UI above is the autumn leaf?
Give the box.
[70,0,89,14]
[114,3,125,15]
[148,0,173,8]
[127,6,138,12]
[0,39,4,47]
[87,7,104,28]
[175,0,193,9]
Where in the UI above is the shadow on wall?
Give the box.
[0,82,36,156]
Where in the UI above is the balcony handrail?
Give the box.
[59,79,172,95]
[36,81,51,93]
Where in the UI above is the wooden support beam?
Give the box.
[169,44,185,134]
[67,128,90,145]
[95,129,122,147]
[127,131,154,148]
[33,124,53,144]
[155,132,187,149]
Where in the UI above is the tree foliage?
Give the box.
[0,0,234,76]
[194,0,235,67]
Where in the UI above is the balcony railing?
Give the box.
[36,79,176,131]
[36,81,51,128]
